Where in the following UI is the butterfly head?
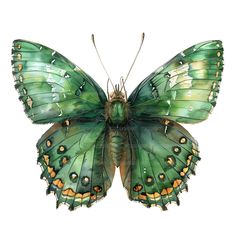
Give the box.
[109,84,126,101]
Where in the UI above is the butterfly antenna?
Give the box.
[91,34,115,91]
[121,32,145,89]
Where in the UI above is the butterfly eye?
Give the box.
[179,60,183,65]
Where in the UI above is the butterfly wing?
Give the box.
[120,119,200,209]
[12,40,107,123]
[37,119,115,209]
[128,40,223,123]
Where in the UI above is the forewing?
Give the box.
[12,40,107,123]
[120,119,200,209]
[128,40,223,123]
[37,119,115,209]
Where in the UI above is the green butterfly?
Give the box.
[12,37,223,210]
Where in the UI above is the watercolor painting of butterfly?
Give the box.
[12,34,223,210]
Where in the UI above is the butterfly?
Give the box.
[12,36,223,210]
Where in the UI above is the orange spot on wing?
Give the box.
[53,179,64,188]
[173,179,182,188]
[62,188,76,197]
[161,187,173,196]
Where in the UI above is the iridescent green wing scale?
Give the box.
[37,119,115,209]
[121,40,223,208]
[12,40,107,123]
[12,40,113,209]
[120,119,200,209]
[128,40,223,123]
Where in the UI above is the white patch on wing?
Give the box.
[168,63,192,89]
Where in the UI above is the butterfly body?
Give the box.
[12,39,223,210]
[106,97,129,125]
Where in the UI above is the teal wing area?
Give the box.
[120,119,200,209]
[12,40,107,123]
[128,40,223,123]
[37,119,115,209]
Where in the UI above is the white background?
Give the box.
[0,0,235,235]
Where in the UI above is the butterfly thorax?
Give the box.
[105,90,129,126]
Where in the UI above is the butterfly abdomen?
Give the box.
[108,128,127,167]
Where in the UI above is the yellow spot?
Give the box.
[188,155,193,161]
[179,137,187,144]
[173,179,182,188]
[192,149,198,156]
[187,159,191,166]
[146,177,153,183]
[183,167,189,173]
[75,193,82,198]
[159,174,165,180]
[192,143,198,155]
[147,192,161,199]
[59,146,65,152]
[161,188,173,195]
[173,146,181,154]
[147,192,161,200]
[62,188,76,197]
[61,157,69,165]
[146,193,155,199]
[139,194,147,200]
[46,140,52,147]
[212,82,217,89]
[81,192,91,198]
[15,44,21,49]
[208,91,214,101]
[43,154,50,165]
[217,51,221,57]
[167,156,175,166]
[26,97,33,108]
[217,61,221,67]
[154,192,161,198]
[180,172,185,177]
[18,64,23,72]
[53,179,64,188]
[90,194,97,200]
[216,71,219,77]
[17,53,22,60]
[47,166,56,178]
[192,142,197,149]
[64,120,70,126]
